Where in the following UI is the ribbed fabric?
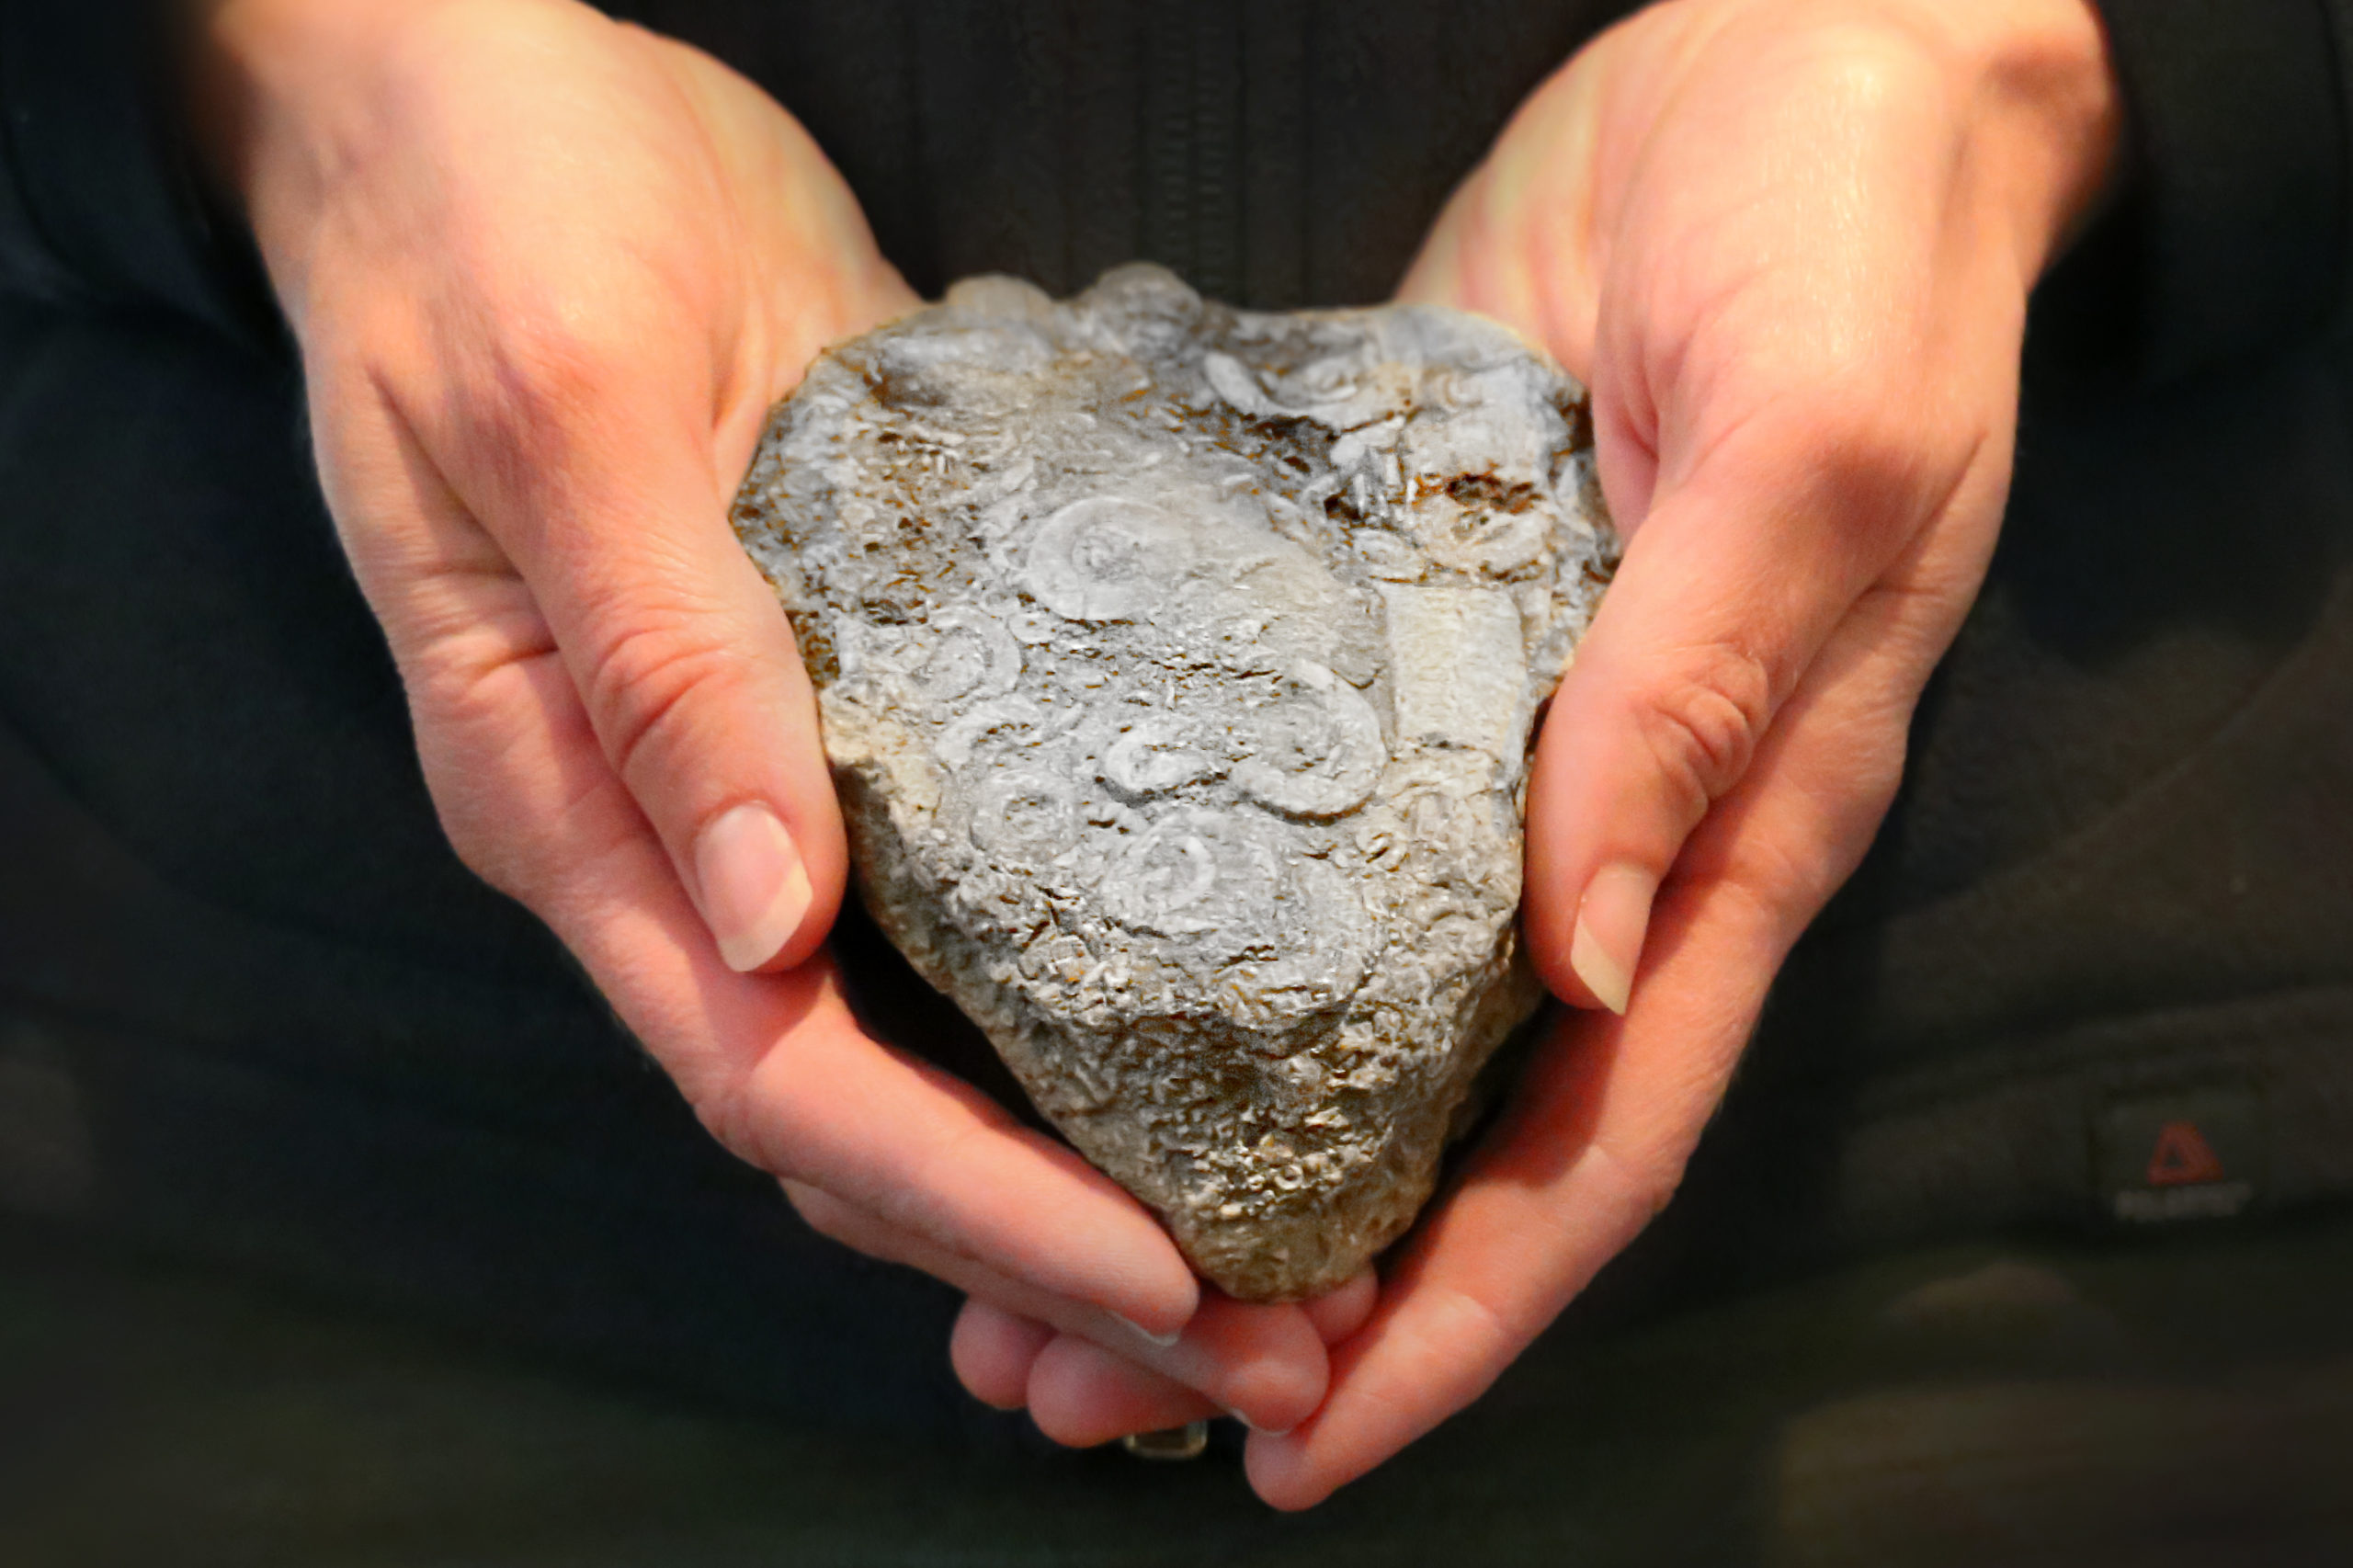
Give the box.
[0,0,275,345]
[3,1,2353,1421]
[2094,0,2353,378]
[516,1,1634,306]
[9,1,2353,368]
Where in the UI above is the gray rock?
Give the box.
[732,265,1615,1301]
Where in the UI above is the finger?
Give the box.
[704,975,1199,1339]
[384,281,864,981]
[574,797,1203,1335]
[1246,588,1933,1511]
[946,1270,1370,1430]
[1525,363,2009,1016]
[1244,852,1777,1507]
[1020,1267,1375,1444]
[801,1185,1330,1436]
[505,391,840,975]
[949,1299,1055,1410]
[601,817,1199,1335]
[1026,1338,1223,1447]
[311,371,1205,1339]
[1302,1268,1380,1346]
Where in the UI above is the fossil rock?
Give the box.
[732,265,1615,1301]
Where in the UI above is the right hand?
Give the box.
[934,0,2121,1491]
[199,0,1336,1434]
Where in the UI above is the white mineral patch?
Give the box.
[1381,585,1531,764]
[732,265,1615,1300]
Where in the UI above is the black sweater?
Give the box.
[3,1,2351,1394]
[5,0,2352,373]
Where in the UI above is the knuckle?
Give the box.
[407,719,538,901]
[691,1073,792,1178]
[430,797,511,892]
[1803,388,1928,509]
[449,308,649,512]
[689,1084,751,1164]
[582,617,741,790]
[1633,640,1773,812]
[483,308,629,447]
[789,1185,862,1246]
[1425,1281,1519,1370]
[1586,1137,1688,1225]
[1794,22,1952,117]
[1026,1391,1103,1450]
[396,638,575,904]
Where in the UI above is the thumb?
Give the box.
[1525,401,1927,1012]
[429,347,846,975]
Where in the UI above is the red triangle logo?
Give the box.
[2145,1119,2226,1187]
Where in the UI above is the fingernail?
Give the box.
[695,803,813,971]
[1570,861,1657,1016]
[1111,1312,1182,1349]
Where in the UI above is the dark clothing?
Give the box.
[11,1209,2353,1565]
[3,0,2353,1478]
[14,0,2353,369]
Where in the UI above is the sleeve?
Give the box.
[2090,0,2353,379]
[0,0,278,346]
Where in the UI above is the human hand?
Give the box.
[198,0,1336,1432]
[954,0,2120,1501]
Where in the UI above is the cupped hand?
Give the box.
[969,0,2120,1502]
[199,0,1334,1432]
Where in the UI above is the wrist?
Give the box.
[192,0,529,313]
[1890,0,2122,274]
[194,0,539,208]
[195,0,414,178]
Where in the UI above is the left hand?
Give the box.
[944,0,2120,1501]
[199,0,1336,1441]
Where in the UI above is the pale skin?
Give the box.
[201,0,2119,1507]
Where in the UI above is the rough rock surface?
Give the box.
[732,265,1615,1300]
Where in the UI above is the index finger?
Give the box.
[1242,594,1925,1507]
[423,566,1202,1340]
[1242,868,1778,1510]
[559,820,1205,1339]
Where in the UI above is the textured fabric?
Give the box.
[13,0,2353,364]
[8,1210,2353,1562]
[612,0,1641,307]
[0,0,1639,325]
[0,0,275,344]
[3,0,2353,1431]
[2093,0,2353,378]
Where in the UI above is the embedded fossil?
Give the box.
[732,265,1615,1301]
